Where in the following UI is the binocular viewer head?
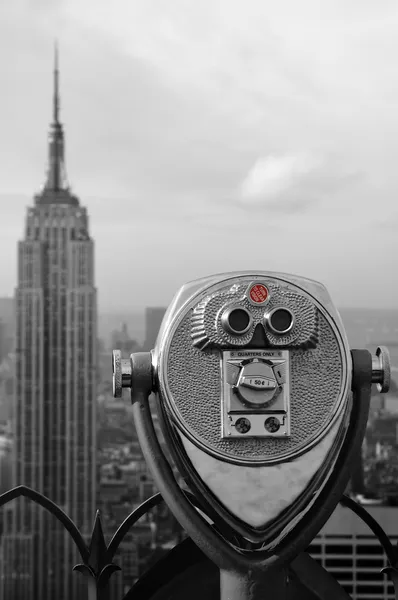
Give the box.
[156,273,348,459]
[113,271,390,548]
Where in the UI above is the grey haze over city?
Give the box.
[1,0,398,312]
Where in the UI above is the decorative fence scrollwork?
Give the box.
[0,485,203,600]
[340,495,398,600]
[1,486,398,599]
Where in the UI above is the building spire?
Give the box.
[53,40,59,124]
[43,41,69,193]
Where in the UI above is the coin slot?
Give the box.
[221,306,252,335]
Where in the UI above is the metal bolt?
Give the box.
[112,350,132,398]
[371,346,391,393]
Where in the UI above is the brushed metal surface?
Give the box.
[155,272,351,466]
[178,415,343,528]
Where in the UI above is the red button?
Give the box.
[249,284,269,304]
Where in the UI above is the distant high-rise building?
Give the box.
[309,503,398,600]
[111,322,139,354]
[0,319,6,364]
[0,297,15,331]
[0,298,15,357]
[2,46,97,600]
[143,307,166,351]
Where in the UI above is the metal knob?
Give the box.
[371,346,391,393]
[112,350,132,398]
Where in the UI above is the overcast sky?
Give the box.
[1,0,398,311]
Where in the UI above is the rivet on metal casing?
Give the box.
[371,346,391,393]
[112,349,132,398]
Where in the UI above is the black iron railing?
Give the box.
[1,486,398,600]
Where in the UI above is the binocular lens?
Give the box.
[267,308,294,334]
[222,307,252,335]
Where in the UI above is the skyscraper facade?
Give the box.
[1,47,97,599]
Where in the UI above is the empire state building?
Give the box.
[2,47,97,599]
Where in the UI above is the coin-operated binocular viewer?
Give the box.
[113,272,390,600]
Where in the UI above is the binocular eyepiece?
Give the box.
[112,271,390,559]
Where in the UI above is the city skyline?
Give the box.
[1,1,398,312]
[0,5,397,595]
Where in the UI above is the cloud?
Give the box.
[238,152,365,216]
[240,153,323,202]
[373,214,398,231]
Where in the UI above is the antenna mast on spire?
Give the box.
[53,40,60,124]
[39,41,69,193]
